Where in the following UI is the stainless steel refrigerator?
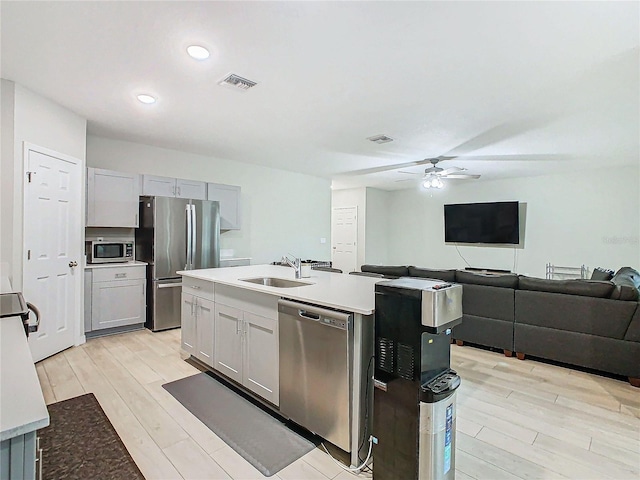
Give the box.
[135,196,220,331]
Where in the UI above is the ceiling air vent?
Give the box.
[367,134,394,144]
[218,74,258,91]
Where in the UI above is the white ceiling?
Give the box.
[1,1,638,190]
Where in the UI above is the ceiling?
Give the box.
[1,1,638,190]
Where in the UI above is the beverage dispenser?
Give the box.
[372,277,463,480]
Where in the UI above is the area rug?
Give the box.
[163,372,316,477]
[38,393,144,480]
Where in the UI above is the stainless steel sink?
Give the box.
[241,277,312,288]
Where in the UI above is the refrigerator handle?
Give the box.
[186,204,192,270]
[191,202,197,269]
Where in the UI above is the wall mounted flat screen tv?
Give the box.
[444,201,519,244]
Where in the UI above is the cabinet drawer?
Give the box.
[215,284,278,320]
[182,276,214,298]
[92,265,146,283]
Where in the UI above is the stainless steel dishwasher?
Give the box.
[278,299,352,451]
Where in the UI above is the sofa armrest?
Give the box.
[624,304,640,342]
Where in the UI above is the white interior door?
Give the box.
[332,206,358,273]
[23,145,82,362]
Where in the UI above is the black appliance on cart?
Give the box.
[373,277,463,480]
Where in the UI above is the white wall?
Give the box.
[0,80,16,285]
[365,187,390,265]
[0,80,87,288]
[386,167,640,278]
[86,136,331,264]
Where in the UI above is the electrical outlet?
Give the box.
[320,237,326,244]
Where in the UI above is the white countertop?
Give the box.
[178,264,383,314]
[85,261,148,269]
[1,317,49,441]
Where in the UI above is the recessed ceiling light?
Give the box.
[137,94,156,104]
[187,45,210,60]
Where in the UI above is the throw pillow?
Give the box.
[610,267,640,294]
[591,267,614,281]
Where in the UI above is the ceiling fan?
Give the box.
[397,157,480,189]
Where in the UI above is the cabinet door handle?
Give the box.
[37,436,43,480]
[178,186,181,196]
[191,285,201,290]
[115,273,127,278]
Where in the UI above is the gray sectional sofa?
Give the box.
[361,264,640,387]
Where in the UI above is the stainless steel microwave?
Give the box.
[88,241,134,264]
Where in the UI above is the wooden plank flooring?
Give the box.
[36,329,640,479]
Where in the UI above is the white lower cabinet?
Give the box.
[180,293,197,355]
[90,265,146,331]
[181,292,214,366]
[214,287,279,406]
[242,312,278,404]
[213,304,243,384]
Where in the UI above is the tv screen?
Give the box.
[444,201,519,244]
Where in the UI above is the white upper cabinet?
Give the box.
[177,179,207,200]
[86,167,140,227]
[142,175,206,200]
[141,174,176,197]
[207,183,241,230]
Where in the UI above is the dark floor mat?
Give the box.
[163,372,316,477]
[38,393,144,480]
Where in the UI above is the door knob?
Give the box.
[69,261,78,268]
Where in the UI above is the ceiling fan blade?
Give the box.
[443,174,481,179]
[340,155,458,177]
[438,167,466,175]
[398,170,420,175]
[339,158,435,176]
[394,178,415,183]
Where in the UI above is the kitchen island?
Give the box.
[177,264,382,467]
[1,317,49,479]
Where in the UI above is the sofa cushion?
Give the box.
[455,270,519,288]
[407,266,456,282]
[518,276,614,298]
[360,265,409,278]
[515,290,637,339]
[462,284,515,322]
[591,267,614,281]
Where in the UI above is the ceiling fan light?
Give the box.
[187,45,210,60]
[136,94,156,104]
[435,178,444,188]
[422,179,431,189]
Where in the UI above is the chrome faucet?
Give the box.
[281,254,302,279]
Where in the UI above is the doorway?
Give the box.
[23,144,82,362]
[331,206,358,273]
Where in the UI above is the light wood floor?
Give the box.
[36,329,639,480]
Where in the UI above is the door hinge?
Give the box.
[26,171,35,183]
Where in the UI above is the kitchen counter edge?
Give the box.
[178,265,380,315]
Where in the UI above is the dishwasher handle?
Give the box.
[298,310,320,321]
[278,299,351,323]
